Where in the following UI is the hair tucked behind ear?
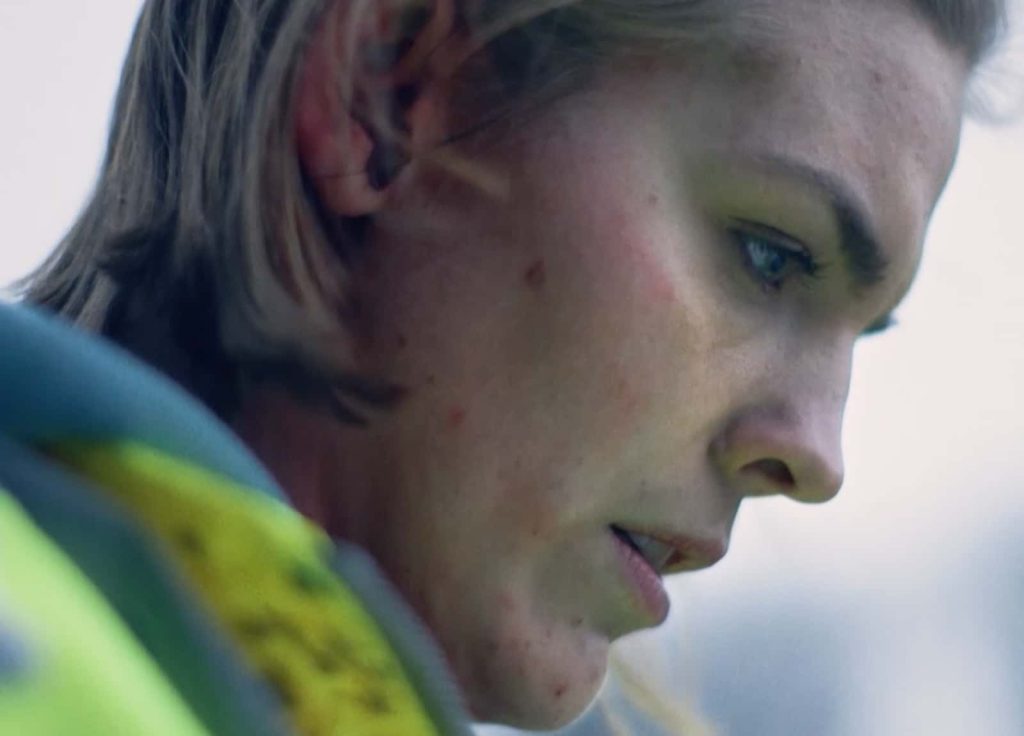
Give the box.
[17,0,1008,422]
[17,0,357,419]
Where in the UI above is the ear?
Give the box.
[294,0,458,217]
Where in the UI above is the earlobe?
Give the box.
[293,0,455,217]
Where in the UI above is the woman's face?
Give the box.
[322,0,967,728]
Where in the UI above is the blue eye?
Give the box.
[729,226,819,291]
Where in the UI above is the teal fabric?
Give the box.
[0,304,281,500]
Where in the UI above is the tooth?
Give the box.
[631,533,674,572]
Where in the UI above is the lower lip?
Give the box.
[611,532,670,624]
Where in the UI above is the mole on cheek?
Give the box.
[523,258,546,291]
[446,406,466,429]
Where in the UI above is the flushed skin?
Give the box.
[237,0,969,728]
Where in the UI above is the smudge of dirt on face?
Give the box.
[523,258,546,291]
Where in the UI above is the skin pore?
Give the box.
[235,0,968,728]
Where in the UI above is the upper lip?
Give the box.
[612,524,728,575]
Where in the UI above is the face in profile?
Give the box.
[293,0,969,728]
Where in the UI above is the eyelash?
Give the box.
[862,313,898,337]
[727,223,822,292]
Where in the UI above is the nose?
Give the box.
[711,376,848,504]
[712,409,845,503]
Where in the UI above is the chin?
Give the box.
[465,638,610,731]
[474,683,604,732]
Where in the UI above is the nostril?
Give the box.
[743,458,795,491]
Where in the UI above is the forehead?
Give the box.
[657,0,969,282]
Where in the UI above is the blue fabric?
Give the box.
[0,303,282,500]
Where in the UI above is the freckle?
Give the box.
[386,384,410,406]
[614,375,639,414]
[396,333,408,349]
[425,374,437,386]
[523,259,546,291]
[571,616,583,628]
[447,406,466,429]
[554,683,568,698]
[646,193,659,207]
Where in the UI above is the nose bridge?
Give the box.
[714,339,852,504]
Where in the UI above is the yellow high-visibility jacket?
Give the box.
[0,304,472,736]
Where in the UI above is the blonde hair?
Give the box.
[18,0,1005,422]
[599,650,717,735]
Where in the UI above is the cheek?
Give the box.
[587,206,771,451]
[486,451,582,548]
[630,195,683,307]
[582,205,721,402]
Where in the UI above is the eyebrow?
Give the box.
[746,155,890,292]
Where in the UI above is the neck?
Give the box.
[231,386,359,538]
